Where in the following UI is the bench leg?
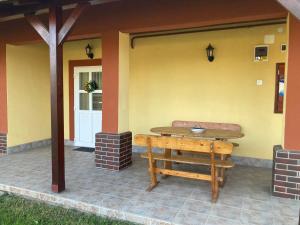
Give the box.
[162,134,172,172]
[162,148,172,179]
[146,181,159,192]
[147,160,158,191]
[212,168,219,202]
[219,154,227,187]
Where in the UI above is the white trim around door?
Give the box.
[74,66,102,148]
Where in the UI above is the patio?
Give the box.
[0,147,298,225]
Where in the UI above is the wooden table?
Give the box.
[150,126,244,185]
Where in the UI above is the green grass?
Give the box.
[0,194,136,225]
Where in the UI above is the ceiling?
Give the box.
[0,0,87,17]
[0,0,116,19]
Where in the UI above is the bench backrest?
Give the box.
[172,120,241,132]
[135,134,233,155]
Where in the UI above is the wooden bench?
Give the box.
[135,134,234,202]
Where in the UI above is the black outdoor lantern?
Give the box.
[206,43,215,62]
[85,44,94,59]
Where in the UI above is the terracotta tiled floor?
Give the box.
[0,147,299,225]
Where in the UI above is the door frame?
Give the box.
[69,59,102,141]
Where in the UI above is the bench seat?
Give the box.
[141,152,234,168]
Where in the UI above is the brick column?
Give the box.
[95,132,132,171]
[272,146,300,200]
[96,31,132,171]
[0,133,7,154]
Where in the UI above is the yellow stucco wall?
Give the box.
[6,25,287,160]
[6,44,50,146]
[282,15,290,148]
[129,24,287,159]
[118,32,130,133]
[6,39,101,146]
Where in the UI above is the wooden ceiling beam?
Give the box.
[0,3,49,16]
[0,0,119,21]
[24,2,90,46]
[0,0,87,18]
[58,2,90,45]
[25,14,49,45]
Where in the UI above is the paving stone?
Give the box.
[0,146,299,225]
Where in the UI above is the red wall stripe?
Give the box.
[102,30,119,133]
[284,16,300,150]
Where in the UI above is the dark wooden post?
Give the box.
[25,2,89,193]
[49,5,65,193]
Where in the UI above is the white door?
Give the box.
[74,66,102,147]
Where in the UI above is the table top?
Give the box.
[150,126,244,140]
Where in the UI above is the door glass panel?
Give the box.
[79,72,89,90]
[92,72,102,90]
[92,93,102,111]
[80,93,89,110]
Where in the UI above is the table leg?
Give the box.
[162,134,172,178]
[161,148,172,179]
[164,148,172,170]
[220,154,227,187]
[176,150,182,155]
